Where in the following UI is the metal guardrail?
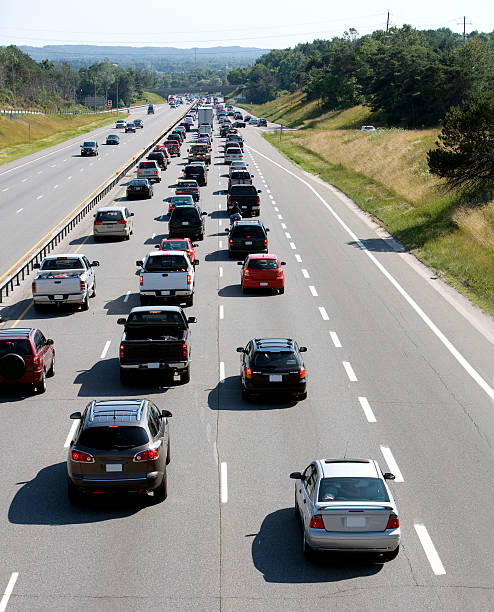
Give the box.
[0,104,193,304]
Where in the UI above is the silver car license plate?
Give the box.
[260,282,268,286]
[346,516,366,528]
[106,464,122,472]
[269,374,282,382]
[54,295,63,300]
[147,363,160,369]
[182,221,189,225]
[160,290,170,295]
[245,241,252,245]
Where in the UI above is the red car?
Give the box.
[238,253,285,294]
[164,140,180,156]
[157,238,197,261]
[0,327,55,394]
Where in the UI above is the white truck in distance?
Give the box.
[32,254,99,311]
[137,250,199,307]
[198,107,213,128]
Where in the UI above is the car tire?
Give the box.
[91,281,96,298]
[198,233,204,241]
[241,386,251,401]
[81,294,89,311]
[47,355,55,378]
[185,295,194,307]
[153,473,167,503]
[279,287,285,295]
[67,479,82,505]
[298,391,308,401]
[166,437,171,465]
[242,286,251,294]
[380,546,399,562]
[139,295,149,306]
[35,370,46,394]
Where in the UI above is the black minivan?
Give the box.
[183,164,207,186]
[227,220,269,258]
[169,205,207,240]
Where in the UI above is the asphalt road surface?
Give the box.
[0,111,492,611]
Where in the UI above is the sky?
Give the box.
[1,0,493,50]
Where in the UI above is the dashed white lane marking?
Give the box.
[151,233,156,239]
[380,446,404,482]
[53,184,59,189]
[2,188,8,192]
[16,208,23,214]
[358,396,376,422]
[285,232,292,239]
[80,168,84,172]
[289,242,296,250]
[309,285,318,297]
[319,306,329,320]
[64,420,79,448]
[295,254,302,263]
[281,223,287,230]
[21,178,28,182]
[37,170,43,174]
[274,206,279,212]
[0,572,19,612]
[414,524,446,575]
[67,176,72,180]
[301,269,310,279]
[36,195,43,200]
[271,200,276,205]
[219,240,223,248]
[100,340,111,359]
[219,266,223,278]
[329,331,342,347]
[50,164,56,168]
[219,219,223,226]
[123,291,130,302]
[277,214,283,220]
[269,194,273,199]
[343,361,358,381]
[219,361,225,383]
[220,462,228,503]
[219,304,224,319]
[63,159,67,162]
[218,202,222,209]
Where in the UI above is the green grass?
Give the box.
[134,91,168,105]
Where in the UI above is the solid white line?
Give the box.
[295,254,302,263]
[285,232,291,239]
[219,240,223,249]
[309,285,318,297]
[16,208,23,214]
[247,143,494,407]
[281,223,287,229]
[319,306,329,320]
[358,396,376,422]
[301,269,310,279]
[219,361,225,383]
[380,446,404,482]
[36,194,43,200]
[0,572,19,612]
[64,420,80,449]
[123,291,130,302]
[329,331,342,347]
[414,524,446,575]
[219,304,224,320]
[100,340,111,359]
[220,462,228,503]
[343,361,358,381]
[219,266,223,278]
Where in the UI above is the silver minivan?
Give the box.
[93,206,134,241]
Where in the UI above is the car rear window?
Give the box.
[79,426,149,451]
[231,172,250,180]
[0,340,33,356]
[230,186,257,195]
[252,351,298,368]
[127,311,183,324]
[144,255,189,271]
[95,210,123,222]
[170,196,194,205]
[231,225,265,239]
[177,181,198,188]
[160,240,189,250]
[318,477,390,502]
[139,162,157,169]
[40,258,83,270]
[130,179,148,186]
[171,207,200,221]
[248,259,278,270]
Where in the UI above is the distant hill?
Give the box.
[19,45,271,70]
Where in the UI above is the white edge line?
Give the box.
[219,361,225,383]
[100,340,111,359]
[358,396,376,422]
[380,446,404,482]
[329,331,341,347]
[246,142,494,406]
[64,420,79,448]
[343,361,358,382]
[0,572,19,612]
[220,462,228,503]
[414,524,446,575]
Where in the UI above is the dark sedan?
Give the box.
[127,178,153,200]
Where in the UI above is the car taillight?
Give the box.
[94,220,103,225]
[183,343,188,358]
[245,367,252,379]
[229,239,233,245]
[71,450,94,463]
[31,281,37,293]
[137,171,142,175]
[186,274,191,285]
[154,170,158,174]
[139,275,143,286]
[264,239,267,246]
[299,366,306,379]
[276,269,283,278]
[32,355,39,365]
[257,196,260,203]
[309,514,325,529]
[80,280,86,292]
[133,448,159,462]
[117,219,127,224]
[119,343,124,359]
[386,513,400,529]
[228,196,231,204]
[243,269,250,277]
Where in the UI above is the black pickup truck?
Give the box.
[227,184,262,217]
[118,306,196,384]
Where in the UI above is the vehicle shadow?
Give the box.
[8,462,145,526]
[208,377,298,411]
[0,385,36,403]
[69,235,95,245]
[103,293,139,315]
[154,215,169,223]
[252,508,383,583]
[347,238,406,253]
[205,250,232,262]
[74,358,172,397]
[2,299,78,322]
[209,211,227,219]
[213,190,226,196]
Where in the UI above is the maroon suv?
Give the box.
[0,328,55,394]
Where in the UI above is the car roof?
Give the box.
[96,206,126,212]
[85,399,149,426]
[317,459,381,479]
[0,328,35,340]
[252,338,295,351]
[130,305,183,314]
[232,219,263,226]
[151,249,189,258]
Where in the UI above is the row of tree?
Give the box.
[227,26,494,128]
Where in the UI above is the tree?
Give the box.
[427,92,494,193]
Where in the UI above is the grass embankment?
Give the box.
[134,91,168,105]
[0,111,129,166]
[250,92,494,316]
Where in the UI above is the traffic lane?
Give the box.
[0,149,223,610]
[0,104,188,277]
[241,133,494,591]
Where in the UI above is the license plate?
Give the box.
[260,282,268,286]
[54,295,63,300]
[182,221,189,225]
[269,374,282,382]
[147,363,160,369]
[346,516,366,528]
[106,464,122,472]
[245,241,252,245]
[135,187,141,191]
[160,290,170,295]
[104,224,114,228]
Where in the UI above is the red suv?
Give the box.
[0,328,55,394]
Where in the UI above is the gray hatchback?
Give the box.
[67,399,172,503]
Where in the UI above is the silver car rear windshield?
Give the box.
[318,477,390,503]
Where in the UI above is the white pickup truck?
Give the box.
[32,254,99,312]
[136,250,198,307]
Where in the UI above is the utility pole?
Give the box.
[457,16,471,43]
[194,47,197,66]
[386,11,390,36]
[94,81,97,111]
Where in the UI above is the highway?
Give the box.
[0,110,493,611]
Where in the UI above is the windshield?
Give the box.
[83,142,96,147]
[318,477,390,502]
[78,426,148,451]
[144,254,189,271]
[252,351,299,369]
[248,259,278,270]
[40,258,83,270]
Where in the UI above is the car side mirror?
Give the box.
[299,346,307,352]
[160,410,172,418]
[265,228,270,232]
[257,190,262,193]
[130,213,134,217]
[187,316,197,324]
[251,174,254,177]
[46,339,54,345]
[70,412,82,420]
[236,347,245,353]
[202,211,207,215]
[91,261,100,267]
[192,243,198,247]
[193,259,199,266]
[33,263,40,269]
[155,245,160,249]
[224,228,229,233]
[289,472,303,480]
[280,261,286,266]
[117,318,127,325]
[136,260,143,267]
[236,261,243,265]
[384,472,395,480]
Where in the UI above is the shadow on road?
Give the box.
[347,238,406,253]
[208,376,298,411]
